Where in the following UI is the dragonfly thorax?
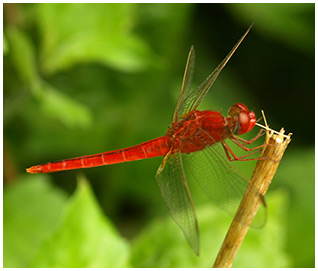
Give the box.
[166,110,229,154]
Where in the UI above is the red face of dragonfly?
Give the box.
[228,103,256,135]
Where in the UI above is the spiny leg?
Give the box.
[230,136,266,152]
[221,141,267,162]
[232,129,265,145]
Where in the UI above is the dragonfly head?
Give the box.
[228,103,256,135]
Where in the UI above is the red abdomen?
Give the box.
[27,137,171,174]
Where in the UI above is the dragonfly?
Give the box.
[27,24,265,255]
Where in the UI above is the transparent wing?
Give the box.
[178,24,253,118]
[155,151,200,255]
[183,129,266,226]
[172,45,195,123]
[185,144,249,215]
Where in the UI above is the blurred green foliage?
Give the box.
[4,3,314,268]
[31,177,130,267]
[4,176,290,268]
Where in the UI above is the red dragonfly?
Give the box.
[27,24,264,255]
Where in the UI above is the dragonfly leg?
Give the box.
[221,141,267,162]
[231,139,265,152]
[230,133,267,152]
[231,129,265,146]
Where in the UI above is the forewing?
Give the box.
[180,24,253,117]
[155,151,200,255]
[172,46,195,123]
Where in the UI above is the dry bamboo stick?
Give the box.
[213,125,292,268]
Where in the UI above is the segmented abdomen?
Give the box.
[26,136,171,174]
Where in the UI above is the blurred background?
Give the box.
[3,3,314,268]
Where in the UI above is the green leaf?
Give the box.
[31,176,130,268]
[39,82,93,128]
[6,26,93,128]
[4,175,67,268]
[6,27,41,94]
[131,189,290,267]
[36,3,157,74]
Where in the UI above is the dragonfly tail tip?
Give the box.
[26,166,40,174]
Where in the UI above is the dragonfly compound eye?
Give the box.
[229,103,255,135]
[236,111,250,134]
